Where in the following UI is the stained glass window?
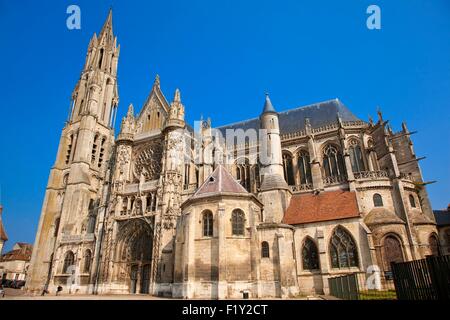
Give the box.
[302,238,319,270]
[203,211,213,237]
[261,241,270,258]
[232,210,245,236]
[330,227,359,269]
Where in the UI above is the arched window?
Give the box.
[282,153,295,185]
[254,163,261,190]
[302,238,319,270]
[202,211,213,237]
[63,251,75,274]
[329,227,359,269]
[409,195,416,208]
[184,164,190,188]
[261,241,270,258]
[235,159,251,192]
[297,150,312,185]
[83,250,92,273]
[373,194,383,207]
[429,234,440,256]
[231,209,245,236]
[236,166,241,180]
[383,235,404,271]
[349,140,365,173]
[98,48,104,68]
[65,134,74,165]
[322,145,346,178]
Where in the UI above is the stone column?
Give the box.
[316,228,328,295]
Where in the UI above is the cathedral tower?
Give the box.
[258,94,291,223]
[27,10,120,293]
[154,89,186,294]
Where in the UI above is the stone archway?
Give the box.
[116,218,153,294]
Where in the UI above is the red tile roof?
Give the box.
[1,243,32,262]
[283,191,360,225]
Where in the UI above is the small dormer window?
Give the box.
[209,177,215,183]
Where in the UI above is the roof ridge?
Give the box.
[214,98,348,130]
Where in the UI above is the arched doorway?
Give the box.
[429,234,440,257]
[382,235,404,271]
[116,219,153,294]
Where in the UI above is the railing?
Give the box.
[391,255,450,300]
[328,272,396,300]
[354,170,389,180]
[60,233,95,243]
[323,175,347,186]
[289,183,313,193]
[399,172,414,181]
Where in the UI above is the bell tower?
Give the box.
[27,10,120,293]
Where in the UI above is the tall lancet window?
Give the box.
[349,140,365,173]
[231,209,245,236]
[322,145,346,178]
[282,152,295,185]
[302,238,320,270]
[202,210,213,237]
[329,227,359,269]
[63,251,75,274]
[297,150,312,185]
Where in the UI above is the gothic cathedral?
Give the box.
[26,11,439,298]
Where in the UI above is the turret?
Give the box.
[258,94,291,223]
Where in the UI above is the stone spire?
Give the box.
[166,88,185,128]
[119,104,136,137]
[262,93,276,114]
[98,8,114,46]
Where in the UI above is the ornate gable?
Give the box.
[135,75,170,134]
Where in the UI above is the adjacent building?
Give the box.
[0,243,33,282]
[433,205,450,255]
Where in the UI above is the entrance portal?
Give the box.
[116,219,153,294]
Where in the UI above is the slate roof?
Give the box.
[191,165,248,199]
[433,206,450,227]
[262,94,276,114]
[215,98,362,136]
[283,191,360,225]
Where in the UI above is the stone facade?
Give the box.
[0,243,32,281]
[26,11,440,298]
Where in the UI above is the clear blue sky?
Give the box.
[0,0,449,251]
